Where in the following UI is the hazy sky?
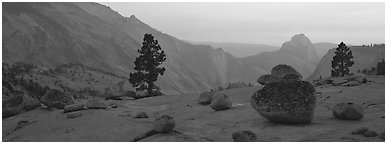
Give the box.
[101,2,384,46]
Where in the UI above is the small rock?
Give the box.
[135,112,149,118]
[341,81,361,87]
[63,103,85,113]
[363,130,378,137]
[210,93,232,111]
[111,105,118,108]
[351,127,369,135]
[86,99,108,109]
[232,130,257,142]
[153,115,175,133]
[197,92,214,105]
[333,102,364,120]
[66,111,82,118]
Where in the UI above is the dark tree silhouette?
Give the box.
[331,42,354,77]
[129,33,166,96]
[377,59,385,75]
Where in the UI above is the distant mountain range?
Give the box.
[2,2,262,94]
[240,34,321,79]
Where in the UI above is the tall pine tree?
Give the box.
[331,42,354,77]
[129,33,166,96]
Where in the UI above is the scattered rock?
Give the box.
[153,115,175,133]
[111,105,118,108]
[380,132,385,140]
[86,99,108,109]
[232,130,257,142]
[197,92,214,105]
[66,111,82,119]
[251,80,316,124]
[363,130,378,137]
[270,64,302,79]
[2,95,24,118]
[351,127,369,135]
[257,74,272,85]
[333,102,364,120]
[210,93,232,111]
[135,112,149,118]
[63,103,85,113]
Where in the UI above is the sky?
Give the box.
[101,2,385,46]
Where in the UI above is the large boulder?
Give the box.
[332,102,364,120]
[197,92,214,105]
[210,93,232,111]
[153,115,175,133]
[271,64,302,79]
[251,80,316,124]
[40,89,75,109]
[257,74,272,85]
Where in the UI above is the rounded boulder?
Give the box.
[251,80,316,124]
[271,64,302,79]
[332,102,364,120]
[210,93,232,111]
[153,115,175,133]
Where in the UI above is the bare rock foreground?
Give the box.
[2,76,385,142]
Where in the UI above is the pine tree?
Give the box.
[129,34,166,96]
[331,42,354,77]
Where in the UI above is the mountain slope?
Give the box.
[186,41,280,58]
[241,34,320,78]
[308,45,385,81]
[2,2,262,95]
[313,42,338,57]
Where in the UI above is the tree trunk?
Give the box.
[147,82,154,96]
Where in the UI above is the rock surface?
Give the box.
[251,80,316,124]
[66,111,82,119]
[64,103,85,113]
[210,93,232,111]
[332,102,364,120]
[135,112,149,119]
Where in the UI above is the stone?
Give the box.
[86,99,108,109]
[363,130,378,137]
[66,111,82,119]
[197,92,214,105]
[40,89,75,109]
[351,127,369,135]
[2,94,24,118]
[257,74,272,85]
[105,95,123,100]
[210,93,232,111]
[232,131,257,142]
[153,115,175,133]
[333,102,364,120]
[271,64,302,79]
[135,112,149,118]
[64,103,85,113]
[251,80,316,124]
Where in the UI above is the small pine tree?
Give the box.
[129,33,166,96]
[331,42,354,77]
